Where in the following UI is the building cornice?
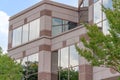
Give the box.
[9,0,78,21]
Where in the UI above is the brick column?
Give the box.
[88,0,94,25]
[38,9,58,80]
[38,45,58,80]
[38,49,52,80]
[8,25,13,49]
[79,57,93,80]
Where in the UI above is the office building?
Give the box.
[8,0,119,80]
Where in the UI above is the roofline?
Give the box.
[9,0,78,20]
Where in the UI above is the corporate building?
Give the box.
[8,0,119,80]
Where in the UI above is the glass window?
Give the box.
[97,22,102,28]
[94,0,102,23]
[22,24,29,43]
[103,12,106,20]
[12,27,22,47]
[63,25,69,32]
[16,59,21,63]
[58,50,61,67]
[80,4,83,7]
[103,20,109,35]
[83,0,89,7]
[28,53,38,62]
[58,45,79,80]
[52,18,62,26]
[29,19,40,41]
[22,53,38,80]
[22,57,28,66]
[52,18,77,36]
[103,0,112,9]
[70,45,79,66]
[63,20,68,25]
[61,47,69,68]
[80,0,89,7]
[52,25,62,36]
[103,0,112,20]
[68,22,77,30]
[94,0,98,3]
[12,18,40,48]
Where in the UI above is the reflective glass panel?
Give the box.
[58,50,61,67]
[97,22,102,28]
[52,18,62,25]
[12,27,22,47]
[29,18,40,41]
[70,45,79,66]
[68,22,77,30]
[103,12,106,20]
[94,0,98,3]
[52,18,77,36]
[103,0,112,9]
[61,47,69,68]
[94,0,102,23]
[52,25,62,36]
[63,20,68,25]
[63,25,69,32]
[22,24,29,43]
[22,57,28,66]
[16,59,21,63]
[83,0,89,7]
[103,20,109,35]
[28,53,38,62]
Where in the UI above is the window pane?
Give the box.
[16,59,21,63]
[63,20,68,24]
[63,25,69,32]
[52,25,62,36]
[70,45,79,66]
[97,22,102,28]
[68,21,77,30]
[103,0,112,9]
[61,47,69,68]
[94,0,102,23]
[94,0,98,3]
[52,18,77,36]
[24,54,38,80]
[22,57,28,66]
[12,27,22,47]
[58,50,61,67]
[28,53,38,62]
[83,0,89,7]
[52,18,62,25]
[80,4,83,7]
[103,20,109,35]
[22,24,29,43]
[103,12,106,20]
[29,19,40,41]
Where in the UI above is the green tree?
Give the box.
[76,0,120,73]
[0,47,23,80]
[59,67,78,80]
[22,61,38,80]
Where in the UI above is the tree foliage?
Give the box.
[59,67,78,80]
[0,47,23,80]
[22,61,38,80]
[76,0,120,73]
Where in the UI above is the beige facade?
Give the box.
[8,0,119,80]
